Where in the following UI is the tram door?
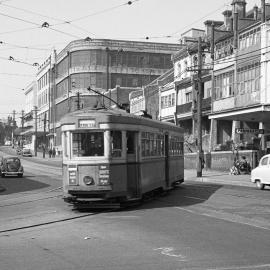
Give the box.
[164,134,170,187]
[126,131,140,198]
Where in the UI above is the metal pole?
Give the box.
[21,110,24,148]
[34,106,38,157]
[43,113,47,158]
[76,92,80,110]
[12,110,16,148]
[197,37,203,177]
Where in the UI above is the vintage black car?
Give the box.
[0,156,24,177]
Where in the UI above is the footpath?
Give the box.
[185,169,254,187]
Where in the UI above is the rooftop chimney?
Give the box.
[222,10,233,31]
[233,12,239,49]
[261,0,266,23]
[254,5,259,20]
[231,0,246,18]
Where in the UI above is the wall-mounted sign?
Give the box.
[79,119,96,128]
[235,128,264,134]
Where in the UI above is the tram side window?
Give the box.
[111,131,122,157]
[72,132,104,157]
[141,132,164,157]
[169,136,183,156]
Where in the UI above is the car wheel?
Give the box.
[1,173,5,178]
[18,174,23,178]
[256,180,265,190]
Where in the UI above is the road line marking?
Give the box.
[207,263,270,270]
[174,206,270,231]
[183,195,205,201]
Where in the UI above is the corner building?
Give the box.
[53,39,180,151]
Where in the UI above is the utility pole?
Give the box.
[197,37,203,177]
[76,92,80,110]
[21,110,24,148]
[43,113,47,158]
[185,36,211,177]
[34,106,38,157]
[12,110,16,148]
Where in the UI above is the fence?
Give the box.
[184,150,260,171]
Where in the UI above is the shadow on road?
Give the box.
[122,182,223,212]
[0,176,50,195]
[73,182,223,213]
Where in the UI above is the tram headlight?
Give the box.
[83,176,95,185]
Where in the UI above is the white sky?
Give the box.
[0,0,260,124]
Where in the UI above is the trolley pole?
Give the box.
[106,47,110,107]
[196,37,203,177]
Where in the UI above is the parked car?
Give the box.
[22,148,32,157]
[0,156,24,177]
[251,154,270,190]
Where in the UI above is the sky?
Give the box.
[0,0,261,124]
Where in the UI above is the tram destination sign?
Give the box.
[235,128,264,134]
[79,119,96,128]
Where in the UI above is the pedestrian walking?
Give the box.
[52,148,56,158]
[48,148,52,158]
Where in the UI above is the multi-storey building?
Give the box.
[172,28,213,152]
[52,38,180,151]
[129,68,174,120]
[20,81,37,150]
[209,0,270,153]
[21,39,180,153]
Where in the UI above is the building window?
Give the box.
[239,27,261,50]
[215,38,234,60]
[185,92,192,103]
[57,57,68,78]
[161,93,175,109]
[56,79,68,99]
[71,50,90,68]
[214,72,234,100]
[237,62,260,94]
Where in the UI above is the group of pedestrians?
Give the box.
[48,148,56,158]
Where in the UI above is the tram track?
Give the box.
[0,211,104,234]
[0,186,63,207]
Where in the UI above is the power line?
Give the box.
[0,26,38,35]
[68,0,139,23]
[0,56,39,66]
[169,2,231,37]
[0,41,50,51]
[0,11,82,39]
[0,72,34,77]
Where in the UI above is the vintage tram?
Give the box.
[61,107,184,208]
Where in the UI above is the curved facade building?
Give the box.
[52,38,180,148]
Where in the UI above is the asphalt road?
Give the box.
[0,148,270,270]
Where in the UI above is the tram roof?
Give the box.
[60,107,183,133]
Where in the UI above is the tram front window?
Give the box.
[72,132,104,157]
